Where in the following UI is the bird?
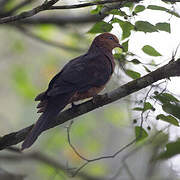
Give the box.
[21,32,123,150]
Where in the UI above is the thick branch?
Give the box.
[0,152,103,180]
[4,1,120,26]
[9,0,124,26]
[0,59,180,150]
[1,0,180,24]
[0,0,120,24]
[0,0,35,18]
[16,14,106,26]
[50,0,180,9]
[50,0,125,10]
[0,0,59,24]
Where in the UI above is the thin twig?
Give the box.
[139,85,154,134]
[16,25,84,52]
[67,121,89,161]
[144,80,168,123]
[66,121,136,176]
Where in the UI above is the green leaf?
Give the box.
[112,18,134,40]
[122,40,129,52]
[135,126,148,142]
[133,107,144,111]
[154,93,179,104]
[108,9,127,17]
[133,102,155,112]
[157,114,179,126]
[135,21,158,33]
[114,53,123,59]
[126,69,141,79]
[88,21,113,33]
[134,5,145,13]
[147,5,180,18]
[114,46,123,54]
[143,65,151,73]
[130,59,141,64]
[162,103,180,120]
[91,5,103,15]
[142,45,161,56]
[144,102,155,112]
[123,2,134,10]
[147,5,169,11]
[156,22,171,33]
[114,54,126,64]
[158,139,180,159]
[163,93,179,102]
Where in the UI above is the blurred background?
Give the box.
[1,0,180,179]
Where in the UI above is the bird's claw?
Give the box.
[71,102,80,111]
[92,95,104,104]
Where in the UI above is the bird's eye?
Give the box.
[108,36,114,40]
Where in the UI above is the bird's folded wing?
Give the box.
[46,52,113,97]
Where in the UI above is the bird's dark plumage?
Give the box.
[22,33,122,150]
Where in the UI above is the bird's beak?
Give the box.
[117,43,124,51]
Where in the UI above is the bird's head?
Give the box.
[93,33,123,52]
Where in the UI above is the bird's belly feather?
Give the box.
[69,85,105,102]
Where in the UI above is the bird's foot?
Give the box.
[71,102,80,111]
[92,94,104,104]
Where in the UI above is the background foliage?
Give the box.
[1,0,180,179]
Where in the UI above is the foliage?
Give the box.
[135,126,148,142]
[158,139,180,159]
[1,0,180,180]
[142,45,162,56]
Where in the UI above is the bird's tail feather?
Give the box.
[21,94,72,150]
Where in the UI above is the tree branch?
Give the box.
[0,151,104,180]
[0,0,119,24]
[50,0,126,10]
[0,59,180,150]
[0,0,35,18]
[1,0,119,26]
[1,0,180,24]
[0,0,59,24]
[16,25,84,52]
[8,0,124,26]
[16,14,105,26]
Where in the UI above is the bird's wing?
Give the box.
[22,51,114,150]
[46,52,113,97]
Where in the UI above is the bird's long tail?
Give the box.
[21,94,72,150]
